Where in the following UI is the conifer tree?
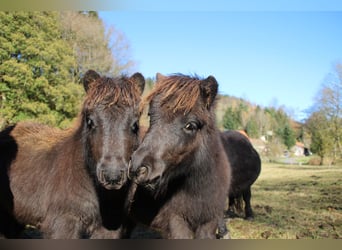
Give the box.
[0,11,83,128]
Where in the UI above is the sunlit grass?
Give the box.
[227,163,342,239]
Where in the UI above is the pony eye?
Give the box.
[184,121,199,132]
[131,122,139,134]
[86,117,95,129]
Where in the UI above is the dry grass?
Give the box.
[17,162,342,239]
[227,162,342,239]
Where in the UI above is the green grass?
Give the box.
[227,163,342,239]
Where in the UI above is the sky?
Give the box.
[99,6,342,121]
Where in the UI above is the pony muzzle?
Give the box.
[129,163,150,184]
[137,165,148,178]
[96,165,127,190]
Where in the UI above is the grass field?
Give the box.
[17,162,342,239]
[227,162,342,239]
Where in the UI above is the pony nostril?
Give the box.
[134,165,149,184]
[138,165,148,176]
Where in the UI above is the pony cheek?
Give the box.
[87,139,102,163]
[149,163,165,182]
[163,141,197,166]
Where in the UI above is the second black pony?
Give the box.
[127,73,231,239]
[221,130,261,220]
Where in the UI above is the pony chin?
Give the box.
[99,175,127,190]
[141,177,160,192]
[131,169,161,192]
[101,181,125,190]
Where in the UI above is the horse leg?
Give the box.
[195,220,218,239]
[225,195,238,218]
[90,226,121,239]
[216,218,230,239]
[43,214,122,239]
[243,187,254,220]
[167,214,193,239]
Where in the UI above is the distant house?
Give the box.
[292,142,311,156]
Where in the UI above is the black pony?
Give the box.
[0,70,145,238]
[127,73,231,239]
[221,130,261,220]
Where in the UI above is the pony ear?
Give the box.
[156,73,166,84]
[130,72,145,95]
[83,70,100,92]
[200,75,218,109]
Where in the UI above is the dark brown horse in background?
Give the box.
[127,73,231,239]
[0,70,145,238]
[221,130,261,220]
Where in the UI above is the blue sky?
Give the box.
[99,10,342,121]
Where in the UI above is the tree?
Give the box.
[282,124,296,150]
[264,106,296,148]
[245,117,259,138]
[222,106,242,130]
[0,11,83,128]
[59,11,135,82]
[306,63,342,163]
[222,101,249,131]
[306,111,334,164]
[244,105,272,139]
[317,63,342,161]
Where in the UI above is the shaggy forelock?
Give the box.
[142,74,205,115]
[84,76,141,110]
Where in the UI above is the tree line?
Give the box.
[216,63,342,165]
[216,94,298,159]
[220,99,296,149]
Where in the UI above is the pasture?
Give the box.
[227,162,342,239]
[8,162,342,239]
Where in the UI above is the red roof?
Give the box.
[295,141,305,148]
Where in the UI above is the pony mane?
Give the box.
[143,74,204,115]
[85,75,141,110]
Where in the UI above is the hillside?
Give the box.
[140,78,301,160]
